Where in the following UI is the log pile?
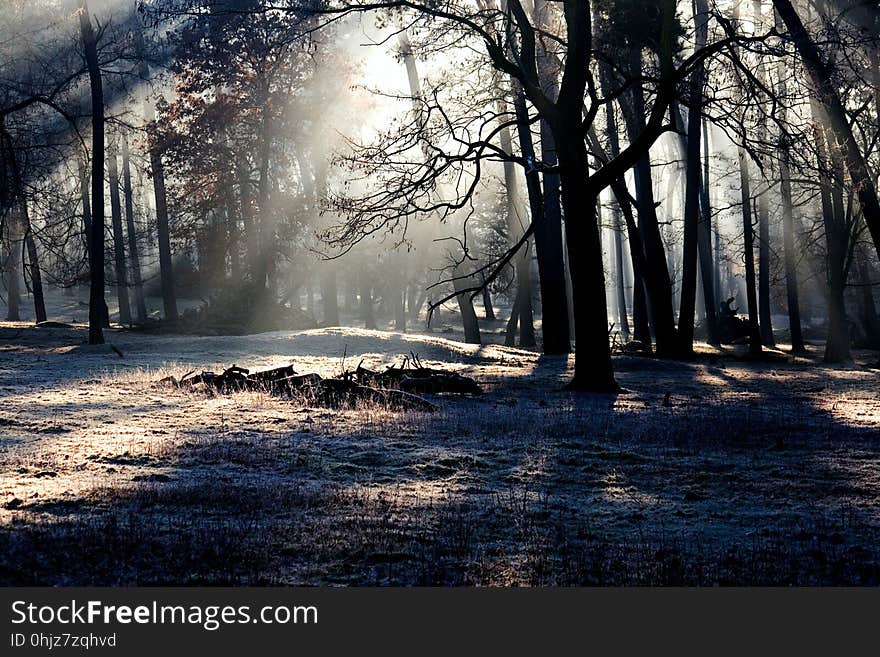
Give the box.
[158,356,481,412]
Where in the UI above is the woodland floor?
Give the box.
[1,294,880,585]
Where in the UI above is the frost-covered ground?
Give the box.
[2,292,880,585]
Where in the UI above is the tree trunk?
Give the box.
[22,202,46,324]
[394,279,407,332]
[779,141,806,353]
[360,276,376,330]
[481,274,496,320]
[401,33,478,343]
[757,192,774,346]
[78,157,109,327]
[78,158,92,262]
[107,139,132,326]
[738,148,763,356]
[514,86,564,351]
[597,64,649,347]
[752,0,775,347]
[774,24,805,353]
[498,98,535,348]
[858,253,880,348]
[698,118,719,344]
[315,165,339,326]
[676,0,710,355]
[253,109,272,296]
[825,259,850,362]
[453,268,481,344]
[122,136,147,323]
[532,27,573,354]
[150,147,177,322]
[4,205,21,321]
[80,1,105,344]
[825,154,851,363]
[227,192,241,286]
[237,156,260,286]
[611,202,630,342]
[631,260,650,344]
[773,0,880,260]
[556,113,618,391]
[321,268,339,326]
[505,285,521,347]
[135,24,177,323]
[622,51,677,357]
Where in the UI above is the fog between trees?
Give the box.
[2,0,879,390]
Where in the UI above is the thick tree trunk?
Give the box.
[79,2,105,343]
[107,140,132,326]
[453,268,481,344]
[531,33,573,354]
[825,263,850,362]
[556,115,618,392]
[122,136,147,323]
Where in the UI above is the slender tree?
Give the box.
[677,0,710,354]
[22,201,46,324]
[107,137,132,325]
[122,135,147,323]
[79,0,105,344]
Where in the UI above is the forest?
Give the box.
[1,0,879,586]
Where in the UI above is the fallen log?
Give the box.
[312,379,438,412]
[157,362,439,412]
[342,353,481,395]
